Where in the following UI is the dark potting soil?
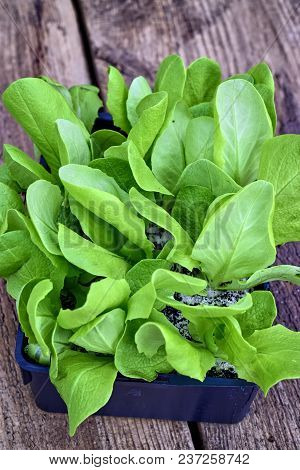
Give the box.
[60,289,76,310]
[146,223,172,250]
[171,263,201,277]
[207,360,238,379]
[162,305,193,341]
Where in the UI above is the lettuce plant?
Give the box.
[1,55,300,436]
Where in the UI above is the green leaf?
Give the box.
[58,224,130,278]
[158,292,253,326]
[127,269,207,321]
[154,54,186,121]
[238,290,277,337]
[0,182,24,233]
[125,259,171,294]
[6,209,62,267]
[57,277,130,329]
[57,203,81,233]
[0,227,65,299]
[247,63,273,89]
[90,157,136,192]
[27,279,56,356]
[61,160,129,203]
[90,130,126,158]
[107,66,131,133]
[190,101,214,118]
[214,79,273,185]
[183,57,221,106]
[193,181,276,285]
[26,180,63,255]
[56,119,91,166]
[156,239,173,260]
[202,193,233,227]
[60,164,153,256]
[246,325,300,393]
[51,350,117,436]
[152,102,191,192]
[128,92,168,157]
[135,311,215,381]
[114,319,172,381]
[49,322,72,380]
[7,253,60,300]
[223,265,300,290]
[0,163,20,192]
[70,308,126,354]
[118,239,145,264]
[69,198,124,252]
[185,117,215,164]
[175,159,241,197]
[104,141,129,160]
[16,279,41,343]
[60,164,152,256]
[0,230,33,277]
[129,188,198,270]
[188,317,220,352]
[217,319,300,394]
[2,78,88,173]
[127,76,152,126]
[3,144,56,189]
[40,76,73,108]
[215,316,257,369]
[128,141,172,195]
[172,185,214,241]
[248,63,276,132]
[255,83,276,133]
[226,73,254,83]
[69,84,102,132]
[259,135,300,244]
[126,282,157,321]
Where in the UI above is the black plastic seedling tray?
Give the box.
[15,328,258,423]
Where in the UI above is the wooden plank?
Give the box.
[0,0,194,450]
[0,0,90,156]
[80,0,300,450]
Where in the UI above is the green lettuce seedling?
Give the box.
[0,55,300,436]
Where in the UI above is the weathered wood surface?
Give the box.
[1,0,300,450]
[0,0,194,450]
[0,0,90,156]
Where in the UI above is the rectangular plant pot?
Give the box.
[15,328,258,423]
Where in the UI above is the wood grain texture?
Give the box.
[0,0,90,156]
[80,0,300,450]
[1,0,300,451]
[0,0,194,450]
